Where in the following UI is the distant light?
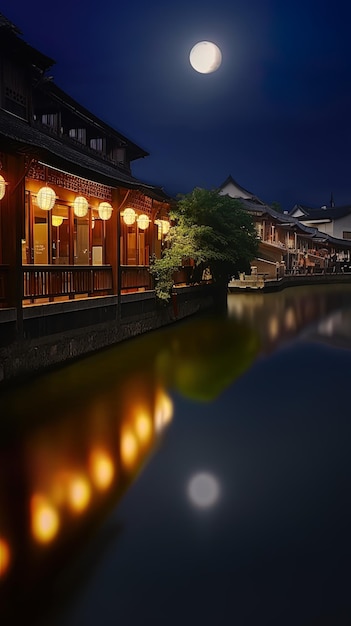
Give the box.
[37,186,56,211]
[73,196,89,217]
[189,41,222,74]
[187,472,220,508]
[98,202,113,221]
[30,494,60,543]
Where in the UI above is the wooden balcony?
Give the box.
[120,266,153,291]
[23,265,113,301]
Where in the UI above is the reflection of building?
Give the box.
[0,13,171,312]
[0,366,173,619]
[219,176,351,278]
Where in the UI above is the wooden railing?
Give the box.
[120,266,153,291]
[23,265,113,300]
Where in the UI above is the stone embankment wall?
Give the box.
[0,285,214,384]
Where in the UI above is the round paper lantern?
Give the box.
[137,214,149,230]
[37,186,56,211]
[98,202,113,221]
[123,207,136,225]
[73,196,89,217]
[0,175,6,200]
[52,215,63,227]
[162,220,170,234]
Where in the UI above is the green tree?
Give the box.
[151,187,258,302]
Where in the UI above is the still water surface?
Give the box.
[1,284,351,625]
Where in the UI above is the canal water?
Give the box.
[1,284,351,625]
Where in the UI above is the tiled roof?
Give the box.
[292,204,351,221]
[0,109,169,201]
[0,12,21,33]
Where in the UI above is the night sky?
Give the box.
[2,0,351,210]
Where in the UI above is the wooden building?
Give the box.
[0,13,171,318]
[219,175,351,278]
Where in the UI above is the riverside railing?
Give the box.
[23,265,113,301]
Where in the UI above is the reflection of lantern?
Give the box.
[137,214,149,230]
[37,186,56,211]
[123,207,136,225]
[52,215,63,227]
[98,202,113,221]
[73,196,89,217]
[0,175,6,200]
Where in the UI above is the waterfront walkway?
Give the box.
[228,272,351,292]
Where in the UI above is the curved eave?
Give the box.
[0,110,169,201]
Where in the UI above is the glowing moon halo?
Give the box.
[187,472,221,508]
[189,41,222,74]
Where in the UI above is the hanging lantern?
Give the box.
[123,207,136,225]
[73,196,89,217]
[37,186,56,211]
[161,220,170,234]
[92,216,95,230]
[0,175,7,200]
[137,214,149,230]
[98,202,113,221]
[52,215,63,227]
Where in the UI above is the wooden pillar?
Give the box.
[1,154,25,337]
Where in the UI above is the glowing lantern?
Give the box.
[37,186,56,211]
[162,220,170,234]
[137,214,149,230]
[52,215,63,227]
[0,175,7,200]
[123,207,136,225]
[73,196,89,217]
[98,202,113,221]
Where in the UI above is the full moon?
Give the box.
[189,41,222,74]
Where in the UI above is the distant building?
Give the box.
[218,175,351,277]
[289,203,351,241]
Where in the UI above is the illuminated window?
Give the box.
[69,128,86,144]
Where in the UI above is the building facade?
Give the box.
[0,13,171,317]
[219,175,351,278]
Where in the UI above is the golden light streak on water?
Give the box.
[120,427,139,469]
[134,411,152,445]
[154,389,173,433]
[67,475,91,513]
[0,537,11,577]
[30,494,60,544]
[89,449,115,490]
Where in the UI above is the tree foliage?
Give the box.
[151,187,258,301]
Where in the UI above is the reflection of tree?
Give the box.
[156,315,260,402]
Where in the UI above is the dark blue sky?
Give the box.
[2,0,351,210]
